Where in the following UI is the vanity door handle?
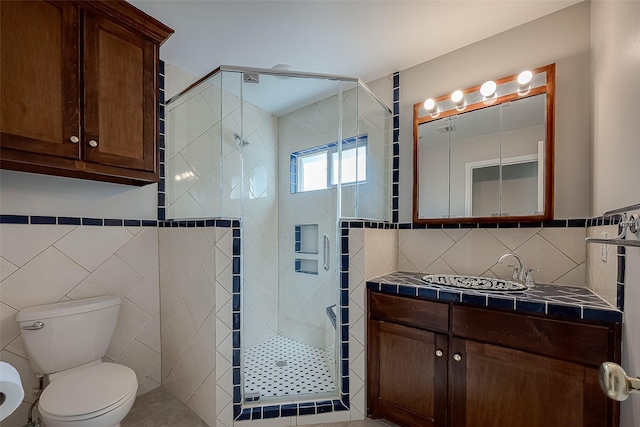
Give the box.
[69,136,79,144]
[435,349,443,358]
[599,362,640,401]
[88,139,98,148]
[453,353,462,362]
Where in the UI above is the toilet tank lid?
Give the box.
[16,296,121,322]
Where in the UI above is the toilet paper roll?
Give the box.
[0,361,25,421]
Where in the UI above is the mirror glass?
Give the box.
[413,64,554,223]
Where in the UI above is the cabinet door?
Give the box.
[368,320,448,427]
[83,10,156,172]
[450,338,611,427]
[0,0,80,159]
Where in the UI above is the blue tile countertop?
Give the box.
[366,271,622,323]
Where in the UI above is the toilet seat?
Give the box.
[39,363,137,422]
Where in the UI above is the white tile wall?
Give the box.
[397,226,587,287]
[0,224,161,427]
[586,224,619,306]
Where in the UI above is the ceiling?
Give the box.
[130,0,581,86]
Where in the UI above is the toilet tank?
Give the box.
[16,296,121,375]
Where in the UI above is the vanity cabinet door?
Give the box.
[0,0,80,159]
[82,10,157,173]
[450,338,610,427]
[368,320,448,427]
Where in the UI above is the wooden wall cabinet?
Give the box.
[0,0,173,185]
[367,292,621,427]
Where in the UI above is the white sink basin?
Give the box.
[421,274,528,292]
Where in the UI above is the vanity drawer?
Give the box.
[452,305,615,366]
[369,292,449,332]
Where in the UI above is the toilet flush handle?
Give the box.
[21,321,44,330]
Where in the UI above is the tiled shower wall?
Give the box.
[398,225,587,287]
[159,224,240,427]
[347,227,397,420]
[165,82,279,352]
[277,81,392,349]
[0,224,161,427]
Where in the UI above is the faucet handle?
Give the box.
[524,268,540,287]
[506,264,520,281]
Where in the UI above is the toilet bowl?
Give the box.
[38,363,137,427]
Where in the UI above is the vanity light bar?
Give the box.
[419,68,542,119]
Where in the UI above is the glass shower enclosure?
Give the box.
[165,66,391,405]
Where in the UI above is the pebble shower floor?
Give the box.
[243,335,336,398]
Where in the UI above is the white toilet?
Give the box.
[16,296,138,427]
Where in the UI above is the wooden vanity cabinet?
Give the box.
[0,0,173,185]
[367,291,621,427]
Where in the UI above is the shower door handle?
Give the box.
[323,234,330,271]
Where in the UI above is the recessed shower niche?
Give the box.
[165,65,391,413]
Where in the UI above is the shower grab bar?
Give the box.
[585,203,640,247]
[323,234,330,271]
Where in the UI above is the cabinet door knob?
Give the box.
[435,349,443,358]
[89,139,98,148]
[70,136,79,144]
[453,353,462,362]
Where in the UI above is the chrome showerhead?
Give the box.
[234,133,249,147]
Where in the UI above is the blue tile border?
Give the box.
[392,71,400,224]
[366,271,622,323]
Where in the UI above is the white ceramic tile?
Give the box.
[166,154,199,205]
[487,227,540,251]
[106,299,152,360]
[171,93,218,143]
[180,229,214,281]
[161,329,180,381]
[539,227,587,264]
[398,230,455,272]
[0,247,89,310]
[513,234,578,284]
[136,377,160,396]
[184,268,216,330]
[159,228,187,271]
[187,168,224,216]
[0,224,74,267]
[147,357,161,383]
[0,303,19,350]
[215,385,232,417]
[172,348,204,403]
[167,301,198,358]
[0,257,18,281]
[441,229,510,276]
[188,315,216,379]
[181,130,220,177]
[162,253,193,315]
[193,370,217,426]
[126,265,160,316]
[136,312,161,353]
[5,336,27,359]
[115,339,160,384]
[424,258,457,275]
[68,255,143,300]
[553,262,587,287]
[116,227,159,276]
[53,226,133,272]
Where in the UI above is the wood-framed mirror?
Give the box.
[413,63,555,224]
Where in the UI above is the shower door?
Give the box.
[238,71,344,403]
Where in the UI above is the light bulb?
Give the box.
[517,70,533,86]
[423,98,436,112]
[480,80,497,98]
[451,90,464,104]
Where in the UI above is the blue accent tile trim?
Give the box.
[104,219,123,226]
[30,216,56,224]
[81,217,103,226]
[280,404,297,417]
[124,219,141,227]
[58,217,81,225]
[368,272,621,323]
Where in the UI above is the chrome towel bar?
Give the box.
[585,202,640,247]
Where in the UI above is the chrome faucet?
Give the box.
[497,253,539,287]
[497,253,526,282]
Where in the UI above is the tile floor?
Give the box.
[122,386,399,427]
[244,335,336,399]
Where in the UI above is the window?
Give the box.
[291,135,367,193]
